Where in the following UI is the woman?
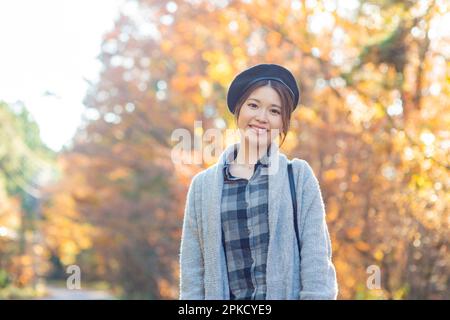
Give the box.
[179,64,338,300]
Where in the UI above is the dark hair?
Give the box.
[233,80,295,147]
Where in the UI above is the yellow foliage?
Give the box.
[267,32,282,47]
[10,255,34,287]
[108,167,130,181]
[325,198,339,222]
[160,40,172,53]
[373,102,386,120]
[297,107,321,124]
[324,169,338,182]
[374,249,384,261]
[203,50,234,87]
[60,241,78,265]
[158,278,178,299]
[346,226,362,239]
[355,241,371,252]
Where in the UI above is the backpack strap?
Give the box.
[288,162,301,253]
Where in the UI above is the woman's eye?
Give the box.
[271,109,281,114]
[248,103,258,108]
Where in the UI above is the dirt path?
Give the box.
[39,285,116,300]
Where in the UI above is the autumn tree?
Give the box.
[43,0,448,299]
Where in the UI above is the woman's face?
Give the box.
[237,85,283,148]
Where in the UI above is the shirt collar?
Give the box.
[223,144,272,181]
[224,144,272,167]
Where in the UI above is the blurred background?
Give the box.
[0,0,449,299]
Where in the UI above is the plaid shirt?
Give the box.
[221,145,270,300]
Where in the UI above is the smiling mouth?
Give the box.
[248,125,269,134]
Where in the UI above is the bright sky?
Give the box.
[0,0,125,151]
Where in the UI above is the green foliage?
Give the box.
[0,268,11,289]
[0,101,56,204]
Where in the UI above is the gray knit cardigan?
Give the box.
[179,142,338,300]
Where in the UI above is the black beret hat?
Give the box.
[226,63,300,114]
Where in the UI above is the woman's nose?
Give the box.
[255,108,269,122]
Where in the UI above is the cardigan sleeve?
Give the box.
[179,173,205,300]
[297,160,338,300]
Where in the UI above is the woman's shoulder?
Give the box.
[289,157,319,187]
[188,163,218,188]
[189,169,205,189]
